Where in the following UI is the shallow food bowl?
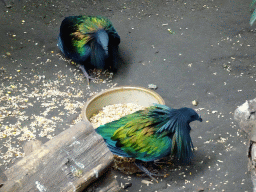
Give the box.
[82,86,165,122]
[82,86,165,175]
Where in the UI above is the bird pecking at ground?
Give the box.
[57,15,120,84]
[96,104,202,181]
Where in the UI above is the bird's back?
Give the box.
[58,16,120,69]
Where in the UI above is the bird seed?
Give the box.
[90,103,145,128]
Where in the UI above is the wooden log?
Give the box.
[23,140,43,156]
[86,169,121,192]
[1,121,115,192]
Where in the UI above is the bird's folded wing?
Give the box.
[111,117,173,162]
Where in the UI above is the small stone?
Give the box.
[192,100,198,106]
[234,98,256,134]
[148,84,157,90]
[5,3,12,8]
[6,52,11,56]
[17,70,20,72]
[198,187,205,192]
[122,182,132,189]
[141,180,153,186]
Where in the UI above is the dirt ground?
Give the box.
[0,0,255,191]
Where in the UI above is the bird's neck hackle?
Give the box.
[71,16,111,53]
[149,104,194,162]
[94,30,109,55]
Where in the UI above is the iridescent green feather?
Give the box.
[71,16,115,54]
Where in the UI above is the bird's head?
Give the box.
[179,107,202,123]
[95,29,109,56]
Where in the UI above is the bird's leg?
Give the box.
[78,65,96,85]
[134,160,169,183]
[135,160,158,182]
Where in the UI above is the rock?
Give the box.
[234,99,256,134]
[148,84,158,90]
[192,100,198,106]
[234,100,250,121]
[123,182,132,189]
[234,98,256,192]
[249,143,256,192]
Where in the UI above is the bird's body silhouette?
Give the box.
[58,16,120,83]
[96,104,202,181]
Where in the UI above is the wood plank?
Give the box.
[23,140,43,156]
[1,121,114,192]
[86,170,120,192]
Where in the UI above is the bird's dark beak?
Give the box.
[198,116,203,122]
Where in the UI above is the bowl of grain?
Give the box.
[82,86,165,128]
[82,86,165,175]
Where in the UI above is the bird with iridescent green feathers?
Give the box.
[57,16,120,83]
[96,104,202,181]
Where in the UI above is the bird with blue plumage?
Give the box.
[57,16,120,84]
[95,104,202,181]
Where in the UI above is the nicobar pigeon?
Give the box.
[57,15,120,84]
[96,104,202,181]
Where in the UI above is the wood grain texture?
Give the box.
[86,170,120,192]
[1,121,114,192]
